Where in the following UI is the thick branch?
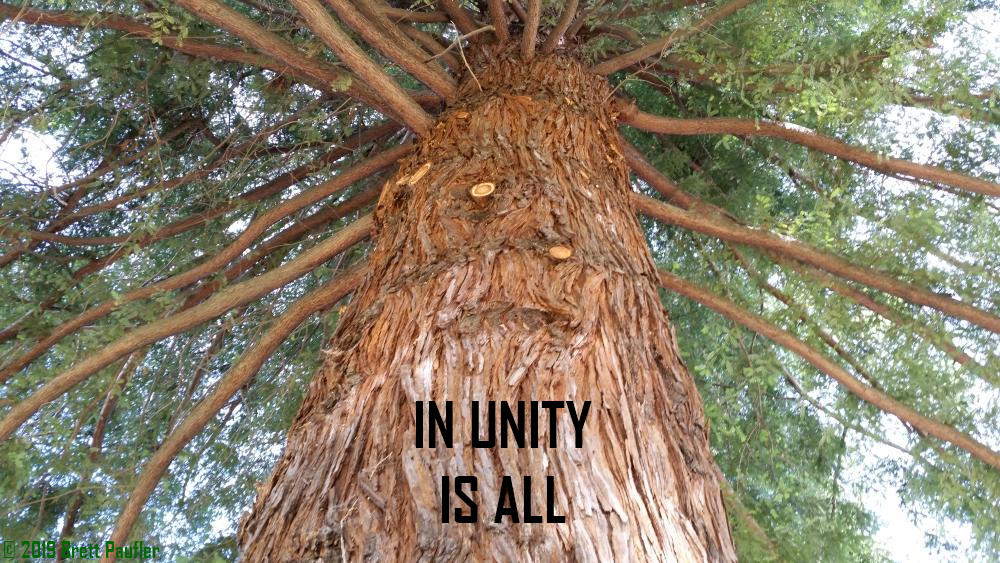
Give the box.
[168,0,405,124]
[520,0,541,60]
[632,194,1000,333]
[656,269,1000,470]
[324,0,456,98]
[437,0,479,35]
[0,215,371,442]
[540,0,578,54]
[620,109,1000,197]
[623,142,698,207]
[104,264,365,559]
[0,4,316,83]
[592,0,755,75]
[288,0,434,133]
[380,7,450,23]
[486,0,509,43]
[180,183,380,309]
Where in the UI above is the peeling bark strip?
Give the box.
[239,53,736,561]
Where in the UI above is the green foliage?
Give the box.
[1,0,998,561]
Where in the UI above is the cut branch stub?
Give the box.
[548,244,573,259]
[469,181,496,198]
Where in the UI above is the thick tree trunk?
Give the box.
[238,52,736,562]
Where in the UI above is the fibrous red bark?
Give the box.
[239,52,736,561]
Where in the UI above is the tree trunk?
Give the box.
[238,52,737,562]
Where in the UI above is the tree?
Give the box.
[0,0,998,560]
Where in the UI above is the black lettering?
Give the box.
[494,476,519,523]
[428,401,453,448]
[567,401,591,448]
[546,476,566,522]
[530,401,539,447]
[415,400,423,447]
[522,476,542,523]
[500,401,525,448]
[541,401,564,447]
[441,475,450,522]
[454,476,478,523]
[471,400,495,448]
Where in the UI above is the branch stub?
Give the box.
[469,182,496,198]
[548,245,573,260]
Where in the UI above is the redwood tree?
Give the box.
[1,0,998,561]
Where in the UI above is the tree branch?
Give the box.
[325,0,456,98]
[288,0,434,133]
[656,268,1000,470]
[620,109,1000,197]
[0,143,406,384]
[486,0,509,43]
[540,0,578,54]
[520,0,541,60]
[592,0,755,75]
[0,216,372,442]
[104,263,366,558]
[55,351,143,554]
[180,183,380,309]
[437,0,479,35]
[634,193,1000,333]
[380,7,450,23]
[168,0,401,122]
[785,261,995,383]
[728,248,884,389]
[0,4,316,85]
[401,24,461,71]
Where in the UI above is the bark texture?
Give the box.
[238,52,736,562]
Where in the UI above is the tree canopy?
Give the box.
[1,0,998,560]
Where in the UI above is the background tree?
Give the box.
[0,0,998,560]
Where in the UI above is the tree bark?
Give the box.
[238,52,737,562]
